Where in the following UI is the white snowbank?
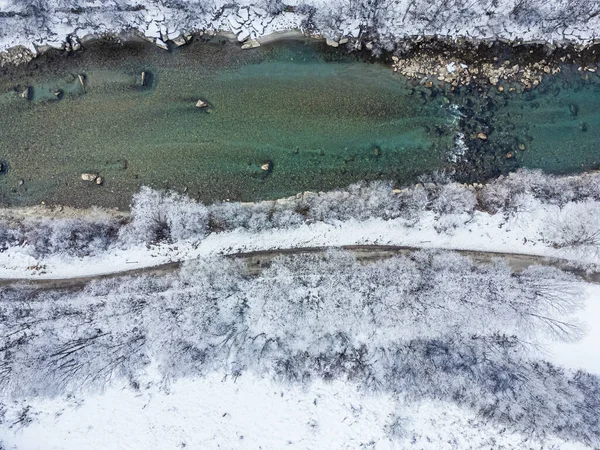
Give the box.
[0,371,589,450]
[545,283,600,374]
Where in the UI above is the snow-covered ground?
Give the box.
[0,370,591,450]
[1,185,600,448]
[0,200,592,280]
[1,0,600,56]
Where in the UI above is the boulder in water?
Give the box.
[81,173,98,182]
[21,86,32,100]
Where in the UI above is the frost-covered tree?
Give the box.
[121,187,209,244]
[0,249,595,444]
[543,200,600,259]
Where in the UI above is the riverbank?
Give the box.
[3,0,600,58]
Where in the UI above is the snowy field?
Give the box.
[0,371,593,450]
[1,0,600,55]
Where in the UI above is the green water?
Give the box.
[0,38,599,209]
[0,39,453,208]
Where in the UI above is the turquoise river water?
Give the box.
[0,38,599,208]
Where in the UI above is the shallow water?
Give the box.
[0,38,599,209]
[0,39,453,208]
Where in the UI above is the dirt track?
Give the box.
[1,245,598,291]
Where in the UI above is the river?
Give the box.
[0,37,599,208]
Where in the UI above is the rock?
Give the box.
[81,173,98,182]
[141,71,148,86]
[569,103,579,116]
[325,38,339,47]
[241,39,260,50]
[95,176,103,185]
[261,161,272,171]
[21,86,32,100]
[237,29,250,42]
[78,74,86,91]
[54,89,63,99]
[172,35,188,47]
[155,39,169,50]
[505,151,514,159]
[67,36,81,52]
[518,143,526,151]
[238,7,249,21]
[18,178,24,185]
[195,99,208,108]
[477,132,488,141]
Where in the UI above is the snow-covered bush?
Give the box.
[121,187,209,244]
[480,169,600,214]
[543,200,600,258]
[430,182,477,216]
[3,169,600,257]
[0,221,20,253]
[21,217,121,258]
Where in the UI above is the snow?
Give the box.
[0,200,587,281]
[2,0,600,56]
[545,283,600,374]
[1,192,599,448]
[0,371,589,450]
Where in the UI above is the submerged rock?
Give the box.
[569,103,579,117]
[21,86,32,100]
[78,74,86,92]
[81,173,98,182]
[477,132,488,141]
